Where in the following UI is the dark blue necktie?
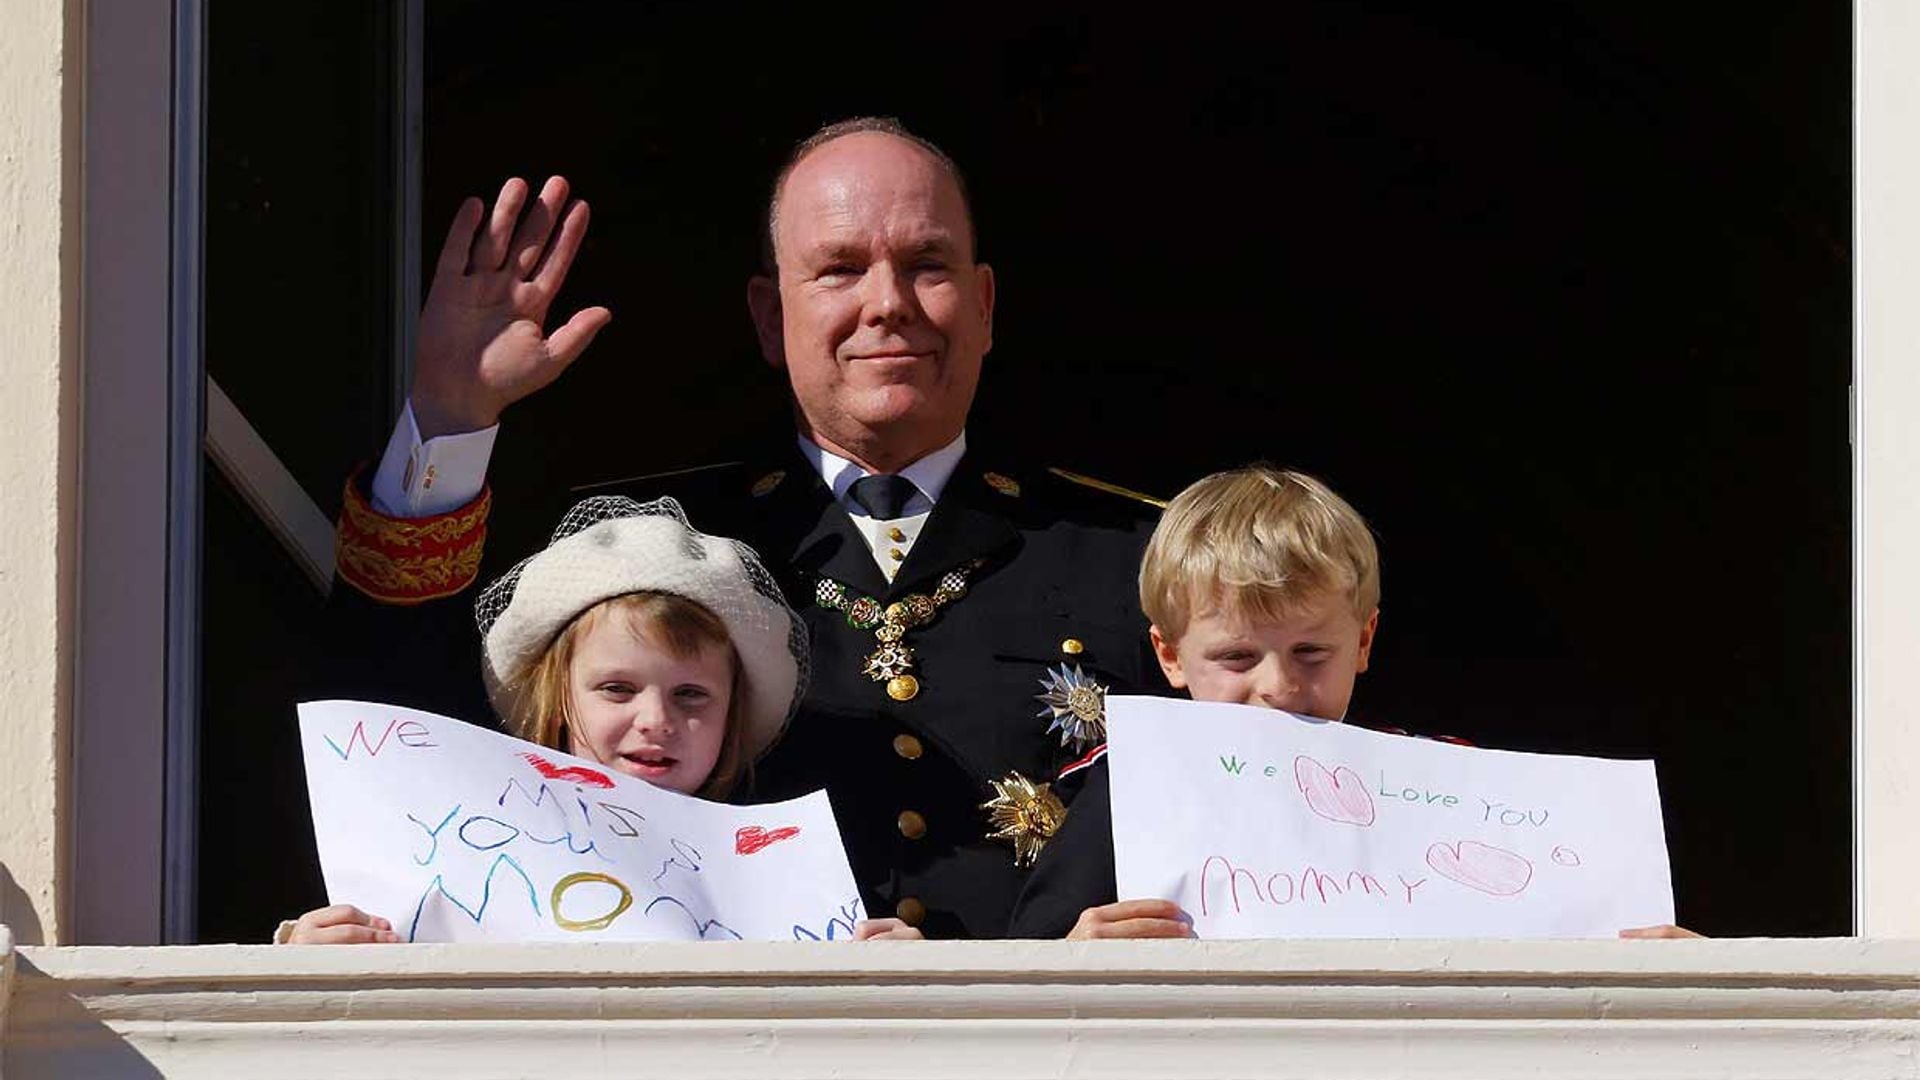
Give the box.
[848,474,916,519]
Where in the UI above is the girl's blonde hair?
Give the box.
[503,591,750,799]
[1140,465,1380,639]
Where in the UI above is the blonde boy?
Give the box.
[1006,465,1377,939]
[1008,466,1692,940]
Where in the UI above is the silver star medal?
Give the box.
[1034,663,1108,752]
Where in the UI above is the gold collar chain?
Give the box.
[813,559,985,702]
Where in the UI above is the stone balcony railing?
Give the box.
[3,924,1918,1079]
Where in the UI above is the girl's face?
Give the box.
[564,612,734,795]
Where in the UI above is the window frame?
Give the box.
[65,0,1920,943]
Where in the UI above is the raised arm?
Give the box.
[324,178,612,722]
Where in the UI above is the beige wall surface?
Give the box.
[7,939,1920,1079]
[0,0,77,945]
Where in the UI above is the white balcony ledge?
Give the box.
[4,929,1919,1079]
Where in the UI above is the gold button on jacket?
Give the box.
[895,897,927,926]
[896,809,928,839]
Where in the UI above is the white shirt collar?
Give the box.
[797,430,968,516]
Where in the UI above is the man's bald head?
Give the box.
[762,117,977,272]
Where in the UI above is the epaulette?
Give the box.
[1045,467,1169,510]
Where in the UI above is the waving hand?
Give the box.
[411,176,613,438]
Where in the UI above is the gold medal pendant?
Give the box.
[815,560,984,701]
[861,642,915,682]
[982,772,1067,867]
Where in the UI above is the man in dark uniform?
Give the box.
[329,118,1165,939]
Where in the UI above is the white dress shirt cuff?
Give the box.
[369,401,498,518]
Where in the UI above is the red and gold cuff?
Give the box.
[334,469,492,604]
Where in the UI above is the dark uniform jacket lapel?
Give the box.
[744,450,1161,938]
[769,459,891,601]
[886,462,1020,600]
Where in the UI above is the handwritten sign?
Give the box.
[1106,696,1675,938]
[298,700,865,942]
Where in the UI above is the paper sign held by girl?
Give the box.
[292,496,881,944]
[299,699,863,942]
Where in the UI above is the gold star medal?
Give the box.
[981,772,1067,867]
[1035,663,1108,752]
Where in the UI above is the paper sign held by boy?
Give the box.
[1107,696,1675,938]
[299,700,865,942]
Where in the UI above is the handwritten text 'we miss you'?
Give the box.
[322,714,863,942]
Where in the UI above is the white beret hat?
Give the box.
[474,497,807,762]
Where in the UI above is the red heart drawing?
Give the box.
[520,752,615,790]
[1294,755,1376,826]
[1426,840,1534,896]
[735,825,802,855]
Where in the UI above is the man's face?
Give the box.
[752,132,995,466]
[1152,589,1379,721]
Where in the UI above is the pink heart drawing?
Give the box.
[1294,755,1376,826]
[1426,840,1534,896]
[520,752,615,790]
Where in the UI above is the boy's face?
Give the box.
[1152,588,1379,721]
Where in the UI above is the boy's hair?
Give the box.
[506,591,749,799]
[1140,465,1380,640]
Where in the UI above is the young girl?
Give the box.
[284,496,919,943]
